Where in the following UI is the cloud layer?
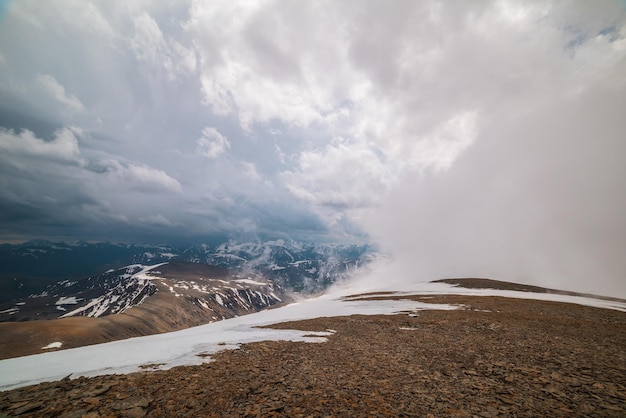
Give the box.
[1,1,625,296]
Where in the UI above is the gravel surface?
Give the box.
[1,295,625,417]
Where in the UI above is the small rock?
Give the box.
[600,403,623,412]
[59,410,88,418]
[12,401,43,415]
[111,395,152,411]
[122,407,146,418]
[82,397,101,406]
[87,384,112,397]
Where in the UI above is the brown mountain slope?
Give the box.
[1,293,625,417]
[0,267,289,360]
[0,288,218,360]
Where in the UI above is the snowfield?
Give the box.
[41,342,62,350]
[1,279,625,391]
[55,297,82,305]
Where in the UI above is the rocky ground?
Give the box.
[1,293,625,417]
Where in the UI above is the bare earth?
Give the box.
[1,294,625,417]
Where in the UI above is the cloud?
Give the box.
[187,0,361,129]
[10,0,115,37]
[240,161,264,183]
[360,50,626,297]
[97,159,182,193]
[283,139,395,209]
[138,214,177,227]
[0,127,82,162]
[394,111,479,172]
[131,11,197,80]
[184,2,490,189]
[1,0,626,301]
[196,127,230,159]
[131,12,167,64]
[36,74,85,112]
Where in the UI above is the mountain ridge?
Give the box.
[0,261,289,360]
[0,240,378,303]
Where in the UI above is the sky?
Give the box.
[1,1,625,296]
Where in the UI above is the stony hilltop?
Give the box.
[1,280,625,417]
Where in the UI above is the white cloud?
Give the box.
[188,0,363,129]
[182,2,503,189]
[138,214,177,227]
[358,11,626,297]
[64,0,116,39]
[166,39,197,78]
[403,112,478,172]
[36,74,85,112]
[274,144,286,164]
[196,127,230,159]
[11,0,115,37]
[283,139,395,209]
[98,159,182,193]
[131,11,197,80]
[0,127,82,162]
[241,161,263,183]
[131,12,167,65]
[282,111,477,212]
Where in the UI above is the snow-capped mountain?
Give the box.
[181,239,380,293]
[0,261,289,359]
[0,240,378,304]
[1,262,286,324]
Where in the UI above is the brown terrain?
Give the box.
[1,279,625,417]
[0,290,217,360]
[0,263,288,360]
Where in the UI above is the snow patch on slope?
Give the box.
[55,297,82,305]
[41,342,62,350]
[59,264,165,318]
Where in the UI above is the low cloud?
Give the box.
[282,139,395,209]
[196,127,230,159]
[138,214,177,227]
[362,78,626,298]
[97,159,182,193]
[36,74,85,113]
[0,127,82,162]
[131,11,197,80]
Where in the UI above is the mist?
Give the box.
[361,77,626,298]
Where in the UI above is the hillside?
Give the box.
[0,262,288,360]
[0,279,625,416]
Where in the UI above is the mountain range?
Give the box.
[0,261,291,359]
[0,239,378,304]
[0,240,379,358]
